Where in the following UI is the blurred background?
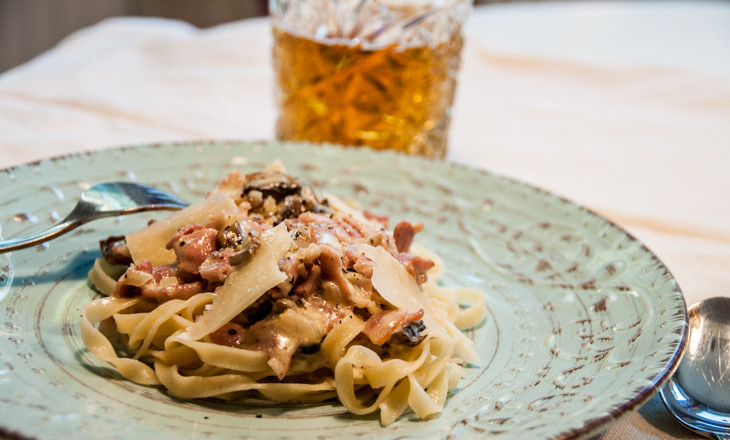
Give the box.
[0,0,502,73]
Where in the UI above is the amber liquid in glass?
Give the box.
[273,27,463,158]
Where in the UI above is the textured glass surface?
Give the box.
[270,0,469,49]
[271,0,470,158]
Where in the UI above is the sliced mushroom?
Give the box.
[227,233,260,266]
[244,172,303,202]
[217,221,246,248]
[99,235,132,266]
[390,320,427,346]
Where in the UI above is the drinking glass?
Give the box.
[270,0,471,158]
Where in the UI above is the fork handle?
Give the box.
[0,219,80,253]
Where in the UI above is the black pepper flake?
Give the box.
[256,414,263,419]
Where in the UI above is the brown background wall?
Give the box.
[0,0,269,73]
[0,0,506,73]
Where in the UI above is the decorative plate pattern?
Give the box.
[0,142,686,440]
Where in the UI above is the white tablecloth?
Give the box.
[1,1,729,438]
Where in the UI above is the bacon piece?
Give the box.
[166,224,219,275]
[152,265,176,282]
[298,295,348,332]
[140,281,204,302]
[393,221,424,253]
[411,256,435,284]
[293,265,321,296]
[239,319,299,379]
[135,259,153,274]
[295,212,363,245]
[199,248,235,285]
[317,246,348,290]
[362,309,425,345]
[343,246,374,279]
[289,245,370,307]
[317,246,370,307]
[395,253,434,284]
[209,323,245,347]
[112,257,202,302]
[280,243,327,296]
[279,254,303,282]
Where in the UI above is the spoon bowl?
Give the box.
[660,296,730,439]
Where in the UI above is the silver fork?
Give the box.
[0,182,189,253]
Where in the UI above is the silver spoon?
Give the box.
[660,296,730,439]
[0,182,189,253]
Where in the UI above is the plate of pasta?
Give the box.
[0,141,685,440]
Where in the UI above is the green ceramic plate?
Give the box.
[0,142,686,439]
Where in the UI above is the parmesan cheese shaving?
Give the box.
[323,192,374,227]
[354,243,439,332]
[186,223,291,340]
[126,193,238,266]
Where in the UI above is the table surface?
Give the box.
[1,1,729,439]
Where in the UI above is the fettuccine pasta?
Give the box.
[82,162,486,425]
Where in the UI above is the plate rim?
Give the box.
[0,139,689,440]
